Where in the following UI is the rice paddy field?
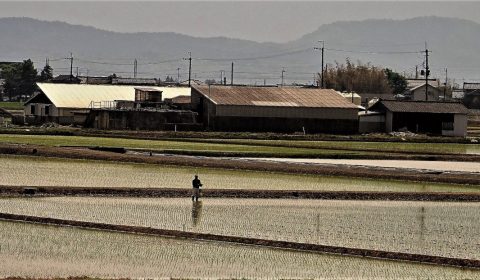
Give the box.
[0,197,478,260]
[1,220,479,279]
[1,133,480,155]
[1,155,479,192]
[210,138,480,155]
[0,134,373,157]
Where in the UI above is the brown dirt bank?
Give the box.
[2,186,480,201]
[1,213,479,269]
[2,143,480,185]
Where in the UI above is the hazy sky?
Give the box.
[0,1,479,42]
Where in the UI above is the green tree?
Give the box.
[2,59,37,101]
[385,68,407,95]
[39,64,53,82]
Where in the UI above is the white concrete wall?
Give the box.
[453,114,468,137]
[412,87,440,101]
[24,103,58,117]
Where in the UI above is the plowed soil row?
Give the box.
[2,185,480,201]
[2,143,480,185]
[1,212,479,269]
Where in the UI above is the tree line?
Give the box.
[322,59,407,95]
[0,59,52,101]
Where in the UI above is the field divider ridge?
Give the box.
[0,212,479,269]
[2,185,480,201]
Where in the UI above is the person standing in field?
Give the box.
[192,175,202,201]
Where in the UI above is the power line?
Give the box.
[325,48,422,55]
[195,47,312,62]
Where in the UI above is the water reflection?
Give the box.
[418,206,426,241]
[191,201,203,227]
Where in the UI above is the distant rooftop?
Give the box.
[371,100,469,114]
[193,85,357,109]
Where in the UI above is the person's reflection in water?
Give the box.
[191,201,203,227]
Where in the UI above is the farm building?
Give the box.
[405,83,442,101]
[23,83,190,125]
[191,85,359,134]
[360,100,469,137]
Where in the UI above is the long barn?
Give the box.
[191,85,358,134]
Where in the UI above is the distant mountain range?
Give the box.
[1,16,479,84]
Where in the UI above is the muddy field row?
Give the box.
[2,220,478,279]
[1,197,479,260]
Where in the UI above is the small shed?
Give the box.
[368,100,469,137]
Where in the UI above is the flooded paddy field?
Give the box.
[0,220,478,279]
[1,155,479,193]
[1,197,478,260]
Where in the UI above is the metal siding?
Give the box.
[216,105,357,119]
[193,85,357,109]
[36,83,190,109]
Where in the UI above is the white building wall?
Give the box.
[453,114,468,137]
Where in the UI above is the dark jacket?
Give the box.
[192,178,202,188]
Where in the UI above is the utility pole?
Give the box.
[231,62,234,86]
[177,68,180,83]
[183,52,192,87]
[220,70,225,85]
[281,68,286,87]
[422,43,430,101]
[314,40,325,88]
[444,68,448,101]
[67,53,73,82]
[134,59,138,78]
[415,65,418,79]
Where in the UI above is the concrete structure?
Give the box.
[406,84,442,101]
[24,83,190,125]
[367,100,469,137]
[358,111,385,134]
[191,85,358,134]
[356,92,395,106]
[338,92,362,106]
[85,109,199,130]
[406,78,440,89]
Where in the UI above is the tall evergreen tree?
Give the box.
[39,64,53,82]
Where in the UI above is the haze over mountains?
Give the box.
[1,16,479,84]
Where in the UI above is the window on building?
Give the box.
[442,122,454,131]
[30,105,35,115]
[44,106,50,116]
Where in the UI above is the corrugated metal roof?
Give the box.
[193,86,358,109]
[35,83,190,108]
[377,100,469,114]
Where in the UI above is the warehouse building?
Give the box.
[23,83,190,125]
[191,85,358,134]
[360,100,469,137]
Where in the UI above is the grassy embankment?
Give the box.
[0,102,23,110]
[0,133,479,158]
